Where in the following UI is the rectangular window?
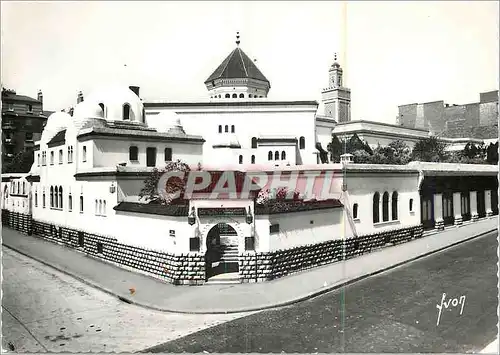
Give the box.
[59,149,63,164]
[269,224,280,234]
[35,192,38,207]
[82,146,87,162]
[146,147,157,167]
[245,237,255,251]
[7,103,13,111]
[79,195,84,213]
[189,237,200,252]
[25,132,33,141]
[27,104,33,112]
[164,147,172,162]
[37,153,40,166]
[68,194,72,212]
[78,232,85,247]
[43,192,46,208]
[50,151,54,165]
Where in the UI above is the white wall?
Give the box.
[93,138,203,168]
[266,208,344,251]
[345,173,421,236]
[146,104,318,166]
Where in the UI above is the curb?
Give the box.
[3,227,496,315]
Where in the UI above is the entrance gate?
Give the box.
[205,223,239,280]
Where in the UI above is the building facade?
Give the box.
[1,88,53,172]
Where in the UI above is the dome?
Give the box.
[41,111,72,143]
[73,101,105,119]
[213,133,241,148]
[152,111,186,134]
[83,85,144,123]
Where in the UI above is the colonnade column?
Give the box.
[470,191,478,222]
[434,193,444,230]
[485,190,492,217]
[453,192,462,226]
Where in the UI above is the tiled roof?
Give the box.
[47,130,67,147]
[78,126,205,143]
[2,90,41,104]
[255,199,343,215]
[205,47,269,84]
[113,201,189,216]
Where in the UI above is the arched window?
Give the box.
[391,191,398,220]
[225,125,229,133]
[373,192,380,223]
[59,186,63,209]
[218,125,222,133]
[225,94,230,98]
[232,93,237,98]
[353,203,358,219]
[274,151,279,160]
[382,192,390,222]
[251,137,257,148]
[54,186,58,208]
[299,136,305,150]
[68,194,72,212]
[35,191,38,207]
[50,186,54,208]
[231,125,235,133]
[142,107,145,123]
[95,199,98,215]
[123,103,131,120]
[281,151,286,160]
[43,191,46,208]
[103,201,106,215]
[129,146,138,161]
[99,200,103,215]
[239,155,243,164]
[98,103,105,116]
[239,93,244,98]
[82,146,87,162]
[249,94,253,98]
[409,198,414,212]
[268,151,273,161]
[251,155,255,164]
[164,147,172,162]
[79,195,84,213]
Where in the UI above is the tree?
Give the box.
[327,135,343,163]
[352,149,372,164]
[411,136,448,162]
[138,160,194,204]
[387,140,411,165]
[2,151,34,173]
[486,142,499,165]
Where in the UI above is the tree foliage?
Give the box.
[139,160,199,204]
[411,136,448,162]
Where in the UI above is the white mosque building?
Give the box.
[2,36,498,285]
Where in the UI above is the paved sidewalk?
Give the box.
[2,217,497,314]
[480,337,499,354]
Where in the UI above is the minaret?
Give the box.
[321,53,351,123]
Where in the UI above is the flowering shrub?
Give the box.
[139,160,194,205]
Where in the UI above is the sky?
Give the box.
[1,1,498,124]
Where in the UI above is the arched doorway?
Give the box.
[205,223,239,280]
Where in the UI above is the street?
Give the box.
[1,247,250,353]
[142,231,499,353]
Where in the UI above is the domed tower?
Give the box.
[205,32,270,100]
[321,53,351,123]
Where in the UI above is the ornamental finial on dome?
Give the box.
[236,31,240,46]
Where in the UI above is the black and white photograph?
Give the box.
[1,1,499,353]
